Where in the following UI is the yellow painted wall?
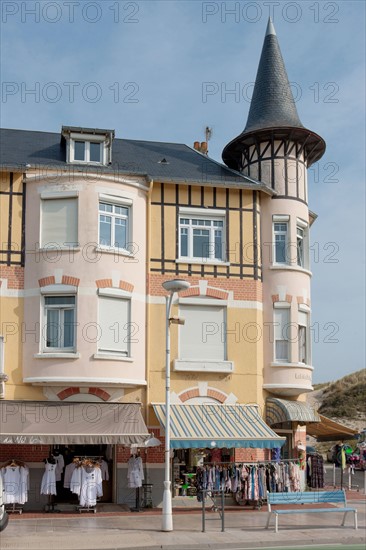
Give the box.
[0,172,41,400]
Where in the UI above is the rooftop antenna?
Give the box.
[205,126,213,142]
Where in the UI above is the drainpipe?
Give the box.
[0,336,8,399]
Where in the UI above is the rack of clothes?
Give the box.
[0,459,29,514]
[68,457,104,513]
[306,452,325,488]
[196,460,304,508]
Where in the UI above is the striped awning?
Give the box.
[266,398,320,426]
[152,403,286,449]
[0,401,150,445]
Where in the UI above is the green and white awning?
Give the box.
[152,403,286,449]
[266,398,320,426]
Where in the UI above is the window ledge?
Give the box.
[34,352,80,359]
[95,245,134,258]
[69,160,105,166]
[174,359,233,373]
[176,259,230,267]
[270,264,312,276]
[270,362,314,371]
[93,353,133,362]
[38,247,81,252]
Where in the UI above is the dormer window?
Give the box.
[74,140,102,163]
[61,126,114,165]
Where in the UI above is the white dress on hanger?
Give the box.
[40,460,57,495]
[79,467,103,507]
[127,455,144,488]
[70,467,82,495]
[2,465,21,504]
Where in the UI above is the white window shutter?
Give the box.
[180,305,225,360]
[98,296,129,354]
[42,198,78,247]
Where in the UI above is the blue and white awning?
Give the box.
[152,403,286,449]
[266,398,320,426]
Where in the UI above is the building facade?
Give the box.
[0,19,324,509]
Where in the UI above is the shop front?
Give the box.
[0,401,150,512]
[150,403,287,503]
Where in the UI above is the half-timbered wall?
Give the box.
[149,183,261,280]
[242,139,308,203]
[0,172,26,266]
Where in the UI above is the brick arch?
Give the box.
[39,275,80,287]
[180,287,200,298]
[206,388,227,403]
[178,387,228,404]
[179,388,200,402]
[297,296,311,307]
[179,286,229,300]
[206,287,229,300]
[57,387,111,401]
[96,279,134,292]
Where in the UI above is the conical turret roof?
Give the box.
[244,18,304,133]
[222,19,325,170]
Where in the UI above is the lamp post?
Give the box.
[161,278,190,532]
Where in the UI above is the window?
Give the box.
[73,140,102,163]
[99,202,129,250]
[297,226,304,266]
[274,308,289,361]
[296,219,309,269]
[179,304,225,361]
[41,197,78,248]
[62,127,114,165]
[298,310,308,364]
[179,216,225,261]
[98,296,130,356]
[43,296,76,351]
[273,222,288,264]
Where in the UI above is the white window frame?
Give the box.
[273,216,289,265]
[97,289,132,358]
[68,133,107,165]
[42,294,76,353]
[178,208,226,263]
[298,306,310,365]
[273,303,291,363]
[98,196,132,253]
[296,218,309,269]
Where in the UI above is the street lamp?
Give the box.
[161,278,190,532]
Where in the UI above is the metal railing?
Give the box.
[200,489,225,532]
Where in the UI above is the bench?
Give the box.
[266,489,358,533]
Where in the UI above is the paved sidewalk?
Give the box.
[0,499,365,550]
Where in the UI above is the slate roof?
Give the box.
[222,19,325,169]
[243,19,304,133]
[0,128,272,193]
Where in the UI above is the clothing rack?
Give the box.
[5,503,23,515]
[203,459,299,466]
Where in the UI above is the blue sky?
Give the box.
[1,1,365,383]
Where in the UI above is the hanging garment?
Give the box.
[79,467,103,507]
[2,465,21,504]
[100,460,109,481]
[54,454,65,482]
[127,456,144,488]
[70,466,82,495]
[63,463,77,489]
[40,460,57,495]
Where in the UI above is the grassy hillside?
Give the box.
[317,369,366,419]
